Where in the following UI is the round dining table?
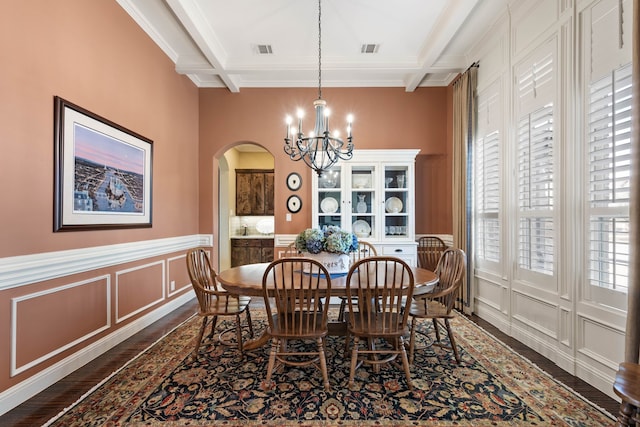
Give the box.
[217,262,438,351]
[217,262,438,297]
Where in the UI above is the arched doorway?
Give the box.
[218,143,275,270]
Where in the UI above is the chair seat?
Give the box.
[409,298,454,319]
[348,313,404,337]
[200,294,251,316]
[269,312,328,338]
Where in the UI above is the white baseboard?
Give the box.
[0,292,195,417]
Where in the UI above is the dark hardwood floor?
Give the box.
[0,299,620,426]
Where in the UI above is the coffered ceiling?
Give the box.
[117,0,507,92]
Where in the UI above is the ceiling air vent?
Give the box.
[256,44,273,55]
[361,44,380,54]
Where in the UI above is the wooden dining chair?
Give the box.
[408,248,466,364]
[186,247,254,361]
[261,258,332,391]
[337,240,378,321]
[416,236,448,271]
[344,256,415,390]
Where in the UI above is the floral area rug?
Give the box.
[44,309,615,426]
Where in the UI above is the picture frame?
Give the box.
[53,96,153,231]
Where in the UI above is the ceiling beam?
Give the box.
[166,0,240,92]
[405,0,480,92]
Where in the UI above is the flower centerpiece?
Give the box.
[295,226,358,274]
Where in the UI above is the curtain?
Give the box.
[625,0,640,364]
[452,64,477,314]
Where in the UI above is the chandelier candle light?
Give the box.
[284,0,354,176]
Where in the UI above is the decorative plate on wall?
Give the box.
[287,195,302,213]
[286,172,302,191]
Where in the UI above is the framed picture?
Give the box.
[53,96,153,231]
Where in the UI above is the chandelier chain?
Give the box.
[318,0,322,100]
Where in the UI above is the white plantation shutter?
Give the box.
[589,0,632,82]
[474,86,502,266]
[517,103,554,275]
[587,63,631,292]
[514,38,556,279]
[475,129,500,263]
[474,131,500,262]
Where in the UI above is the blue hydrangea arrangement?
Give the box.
[295,226,358,255]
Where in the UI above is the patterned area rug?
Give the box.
[44,309,615,426]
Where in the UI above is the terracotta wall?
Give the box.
[0,1,199,401]
[199,87,453,251]
[0,0,200,259]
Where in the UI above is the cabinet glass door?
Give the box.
[317,168,342,229]
[383,165,409,238]
[350,165,376,240]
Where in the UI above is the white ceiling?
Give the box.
[117,0,507,92]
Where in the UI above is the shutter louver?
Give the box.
[475,129,501,263]
[587,63,631,292]
[517,103,554,276]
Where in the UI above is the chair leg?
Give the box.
[368,337,380,373]
[444,318,460,363]
[348,337,360,389]
[235,313,244,356]
[192,316,208,361]
[338,298,347,321]
[245,307,254,338]
[317,337,331,392]
[208,315,219,340]
[398,336,413,391]
[344,330,351,355]
[432,318,441,342]
[264,338,279,389]
[409,316,417,364]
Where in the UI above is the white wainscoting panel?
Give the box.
[167,253,191,298]
[512,290,558,340]
[0,292,194,417]
[10,275,111,377]
[115,261,166,324]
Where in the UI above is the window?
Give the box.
[587,63,631,293]
[475,129,500,263]
[517,103,554,275]
[513,40,556,280]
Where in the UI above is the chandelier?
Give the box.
[283,0,354,176]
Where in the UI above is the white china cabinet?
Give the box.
[312,149,419,265]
